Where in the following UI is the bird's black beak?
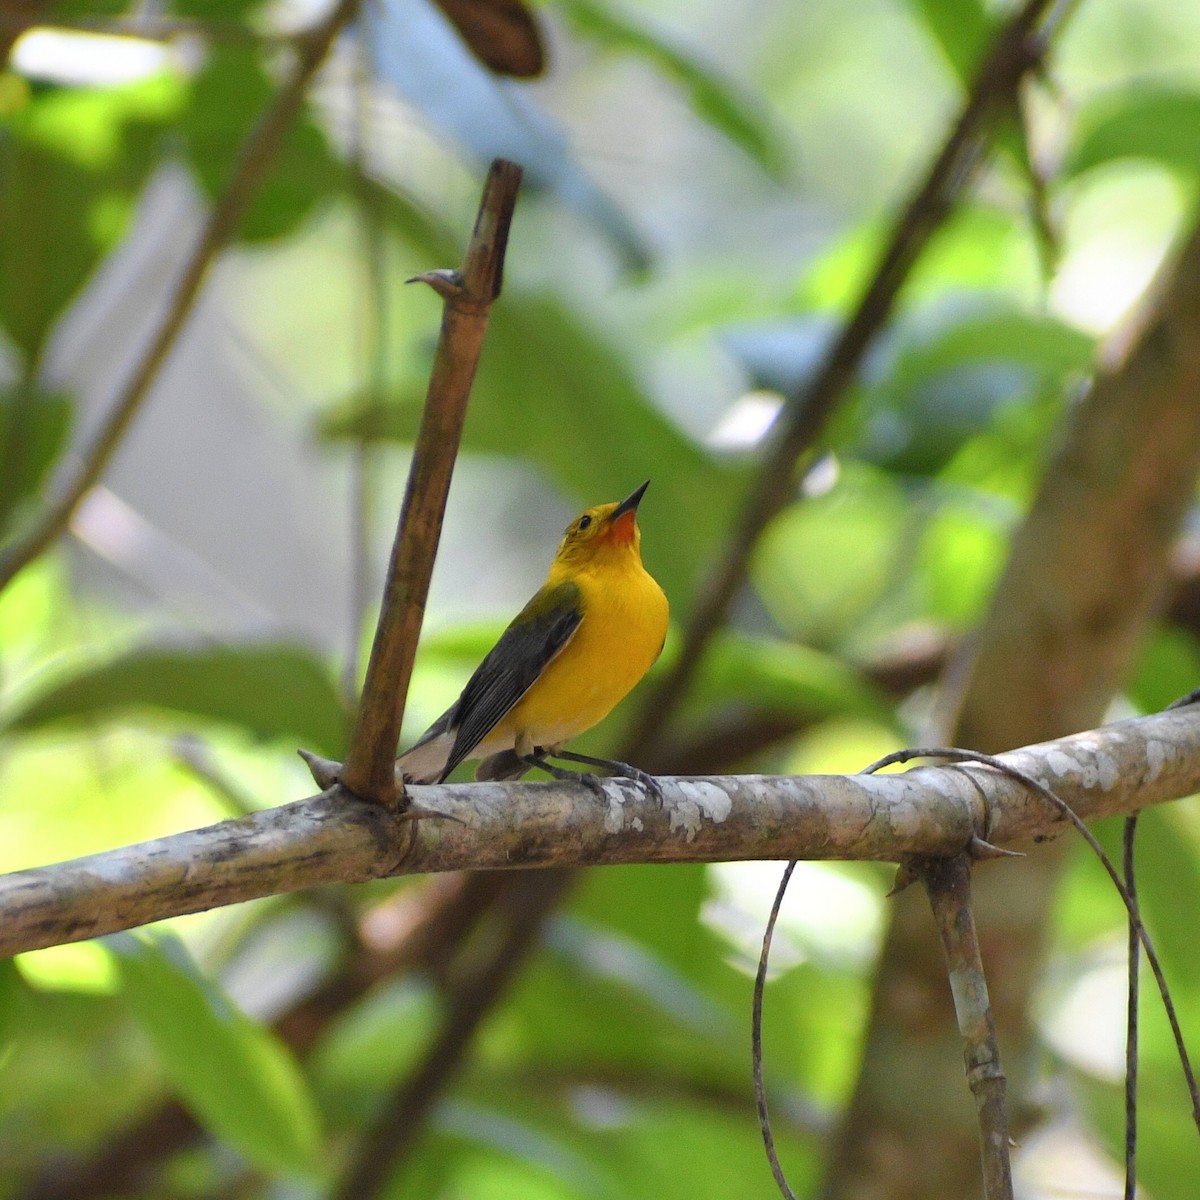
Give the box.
[611,480,650,523]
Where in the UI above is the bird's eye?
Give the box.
[578,515,592,531]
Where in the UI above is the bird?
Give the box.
[397,480,668,793]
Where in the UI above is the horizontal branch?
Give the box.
[3,706,1199,958]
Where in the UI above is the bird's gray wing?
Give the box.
[439,579,583,781]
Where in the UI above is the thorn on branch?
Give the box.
[406,269,465,299]
[968,835,1025,861]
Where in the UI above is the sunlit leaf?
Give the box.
[110,932,323,1176]
[556,0,787,177]
[4,643,349,756]
[753,466,912,644]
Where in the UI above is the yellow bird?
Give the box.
[398,480,668,791]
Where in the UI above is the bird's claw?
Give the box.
[618,765,663,805]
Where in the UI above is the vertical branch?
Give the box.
[338,159,522,805]
[0,0,362,593]
[920,855,1014,1200]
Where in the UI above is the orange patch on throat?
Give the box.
[607,510,637,545]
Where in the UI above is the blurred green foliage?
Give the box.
[1,0,1200,1197]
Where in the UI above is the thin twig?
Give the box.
[919,854,1014,1200]
[752,860,800,1200]
[337,158,522,805]
[624,0,1062,759]
[0,0,362,593]
[1124,814,1139,1200]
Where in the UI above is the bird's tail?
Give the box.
[396,711,456,784]
[474,750,530,782]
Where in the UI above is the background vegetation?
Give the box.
[3,0,1200,1196]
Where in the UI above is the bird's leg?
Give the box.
[518,753,611,804]
[547,749,663,804]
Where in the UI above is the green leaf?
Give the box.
[0,958,21,1063]
[861,303,1094,474]
[752,466,911,644]
[1068,86,1200,178]
[1130,625,1200,713]
[4,643,349,756]
[180,45,341,242]
[556,0,787,177]
[0,75,183,359]
[689,631,891,726]
[0,386,72,536]
[906,0,993,86]
[1123,807,1200,986]
[110,932,323,1176]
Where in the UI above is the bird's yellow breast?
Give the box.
[488,555,668,752]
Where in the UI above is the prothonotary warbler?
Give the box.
[397,480,668,793]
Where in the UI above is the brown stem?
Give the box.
[0,0,362,592]
[920,855,1014,1200]
[338,159,522,805]
[624,0,1059,761]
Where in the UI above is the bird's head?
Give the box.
[554,480,650,568]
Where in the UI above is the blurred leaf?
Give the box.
[916,498,1008,628]
[689,631,891,725]
[887,305,1094,392]
[1080,1067,1200,1200]
[1130,625,1200,713]
[368,0,650,269]
[1068,86,1200,178]
[570,864,708,977]
[438,1099,615,1199]
[4,643,349,756]
[110,932,323,1176]
[0,958,20,1062]
[753,466,913,645]
[906,0,993,86]
[172,0,268,16]
[0,75,182,359]
[1122,807,1200,986]
[311,977,440,1124]
[720,315,837,396]
[322,291,748,604]
[179,45,341,242]
[0,386,72,536]
[557,0,787,177]
[857,302,1093,474]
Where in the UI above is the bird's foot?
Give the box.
[521,755,611,804]
[549,750,663,805]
